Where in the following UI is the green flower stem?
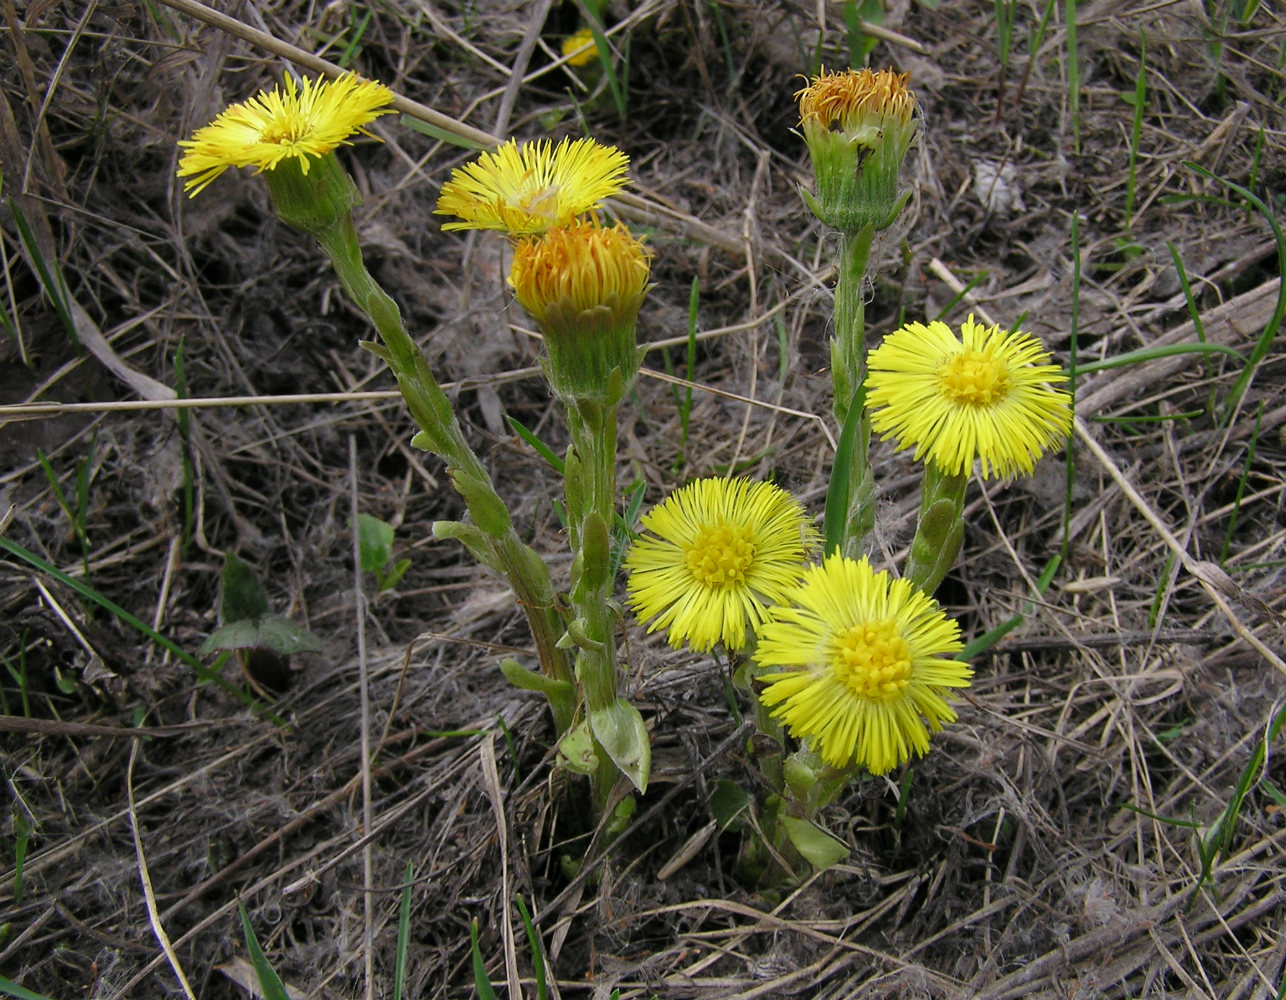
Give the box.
[905,461,968,597]
[564,394,649,800]
[830,225,877,555]
[314,212,577,735]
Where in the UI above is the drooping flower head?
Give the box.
[626,478,819,653]
[865,314,1073,479]
[794,67,919,233]
[177,73,395,197]
[756,554,970,775]
[562,27,598,68]
[510,219,651,401]
[435,137,629,236]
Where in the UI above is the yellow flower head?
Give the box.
[756,554,971,775]
[562,27,598,68]
[865,315,1073,479]
[626,478,819,653]
[435,137,629,236]
[796,66,916,132]
[510,219,651,400]
[177,73,395,197]
[793,67,919,233]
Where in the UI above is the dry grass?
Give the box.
[2,1,1285,998]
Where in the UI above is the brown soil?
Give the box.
[2,2,1285,998]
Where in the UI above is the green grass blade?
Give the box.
[6,197,77,350]
[822,385,866,556]
[470,918,499,1000]
[0,976,55,1000]
[1182,162,1286,423]
[1067,341,1244,377]
[393,861,414,1000]
[507,415,566,474]
[397,115,490,152]
[957,555,1060,660]
[0,535,273,718]
[1124,30,1146,228]
[1219,401,1264,566]
[238,903,291,1000]
[580,9,627,119]
[515,894,548,1000]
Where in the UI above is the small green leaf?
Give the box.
[778,815,849,870]
[589,699,650,792]
[356,513,394,574]
[238,903,291,1000]
[557,722,599,776]
[221,553,269,622]
[709,779,752,832]
[200,615,322,657]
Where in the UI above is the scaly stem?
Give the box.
[314,213,577,735]
[904,461,968,597]
[830,225,877,555]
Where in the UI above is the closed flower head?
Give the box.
[510,219,650,401]
[435,137,629,236]
[865,315,1073,479]
[177,73,394,197]
[756,554,971,775]
[626,478,818,653]
[794,67,918,233]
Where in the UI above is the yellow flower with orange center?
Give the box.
[626,478,818,653]
[755,554,970,774]
[865,315,1073,478]
[177,73,394,197]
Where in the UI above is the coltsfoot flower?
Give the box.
[795,67,919,233]
[510,219,651,401]
[865,314,1073,479]
[562,27,598,68]
[177,73,394,197]
[756,554,970,774]
[435,137,629,236]
[626,478,818,652]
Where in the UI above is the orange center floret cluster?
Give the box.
[938,350,1010,407]
[796,68,916,129]
[831,620,913,702]
[684,522,756,588]
[509,220,649,321]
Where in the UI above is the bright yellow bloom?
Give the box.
[794,67,919,233]
[177,73,394,197]
[865,315,1073,479]
[435,137,629,235]
[562,27,598,67]
[756,554,970,775]
[626,478,818,653]
[510,219,650,401]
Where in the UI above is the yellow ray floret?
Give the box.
[435,137,629,235]
[865,315,1073,479]
[177,73,395,197]
[626,478,818,653]
[756,554,971,775]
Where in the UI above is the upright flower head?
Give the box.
[626,478,818,653]
[435,137,629,236]
[795,67,919,233]
[756,554,970,775]
[177,73,394,197]
[510,219,650,401]
[865,314,1073,479]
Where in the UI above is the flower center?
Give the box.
[831,620,912,701]
[684,522,755,588]
[938,350,1009,406]
[260,115,311,146]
